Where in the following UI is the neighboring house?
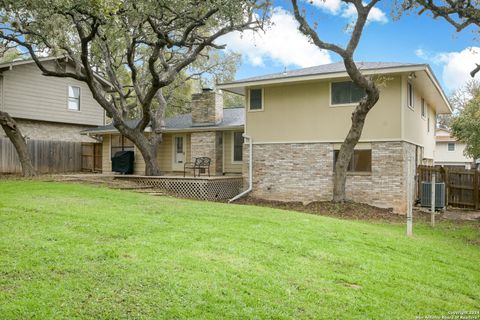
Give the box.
[0,57,106,173]
[435,128,475,169]
[218,62,452,213]
[84,89,244,176]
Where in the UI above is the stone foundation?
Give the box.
[0,118,97,143]
[243,141,417,214]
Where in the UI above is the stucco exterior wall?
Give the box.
[243,141,416,214]
[223,130,243,174]
[1,62,104,126]
[435,141,473,166]
[245,76,402,143]
[401,75,437,160]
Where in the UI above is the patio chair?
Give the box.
[184,157,211,177]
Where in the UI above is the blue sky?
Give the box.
[220,0,479,95]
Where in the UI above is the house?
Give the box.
[83,89,244,176]
[435,128,475,169]
[0,57,106,173]
[218,62,452,213]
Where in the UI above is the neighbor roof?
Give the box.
[83,107,245,135]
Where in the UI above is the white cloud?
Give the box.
[309,0,342,15]
[220,8,331,68]
[415,47,480,92]
[341,3,388,24]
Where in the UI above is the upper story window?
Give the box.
[249,88,263,111]
[233,132,243,162]
[407,82,414,109]
[427,115,430,133]
[331,81,365,105]
[333,149,372,172]
[68,85,81,111]
[421,98,426,118]
[448,143,455,151]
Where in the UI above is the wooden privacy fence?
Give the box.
[81,143,102,172]
[417,165,480,209]
[0,138,83,174]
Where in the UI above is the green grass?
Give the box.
[0,181,479,319]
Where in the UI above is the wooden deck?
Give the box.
[114,175,244,201]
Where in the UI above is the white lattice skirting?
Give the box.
[115,175,244,201]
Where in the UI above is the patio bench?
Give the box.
[184,157,211,177]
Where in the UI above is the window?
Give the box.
[331,81,366,105]
[249,88,263,110]
[407,82,414,109]
[427,115,430,133]
[448,143,455,151]
[111,135,134,156]
[333,149,371,172]
[233,132,243,162]
[421,98,425,118]
[68,85,80,111]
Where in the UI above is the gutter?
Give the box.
[229,134,253,203]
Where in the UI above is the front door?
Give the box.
[172,135,186,171]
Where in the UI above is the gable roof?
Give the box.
[226,62,420,84]
[83,107,245,135]
[218,61,451,114]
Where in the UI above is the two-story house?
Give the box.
[0,57,106,173]
[218,62,452,213]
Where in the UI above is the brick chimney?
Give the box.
[191,88,223,127]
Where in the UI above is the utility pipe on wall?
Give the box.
[229,133,253,203]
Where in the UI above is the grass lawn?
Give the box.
[0,181,479,319]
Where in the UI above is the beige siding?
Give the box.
[401,75,436,159]
[435,141,472,165]
[102,135,112,173]
[2,62,104,126]
[223,131,243,174]
[245,76,402,143]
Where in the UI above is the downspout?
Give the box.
[229,133,253,203]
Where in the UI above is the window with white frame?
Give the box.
[331,81,365,105]
[233,132,243,162]
[68,85,80,111]
[421,98,425,117]
[249,88,263,110]
[448,143,455,151]
[407,82,414,109]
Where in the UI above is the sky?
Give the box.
[219,0,479,96]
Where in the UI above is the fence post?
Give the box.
[444,167,449,207]
[431,172,436,227]
[474,170,479,210]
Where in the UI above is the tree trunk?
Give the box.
[122,129,163,176]
[0,111,36,177]
[332,74,379,202]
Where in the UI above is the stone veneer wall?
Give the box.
[243,141,417,214]
[0,118,97,143]
[191,131,222,175]
[191,91,223,126]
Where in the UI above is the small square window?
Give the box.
[448,143,455,151]
[68,85,80,111]
[407,82,414,109]
[331,81,366,105]
[249,89,263,110]
[333,149,371,172]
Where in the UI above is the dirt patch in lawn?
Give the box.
[234,197,442,223]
